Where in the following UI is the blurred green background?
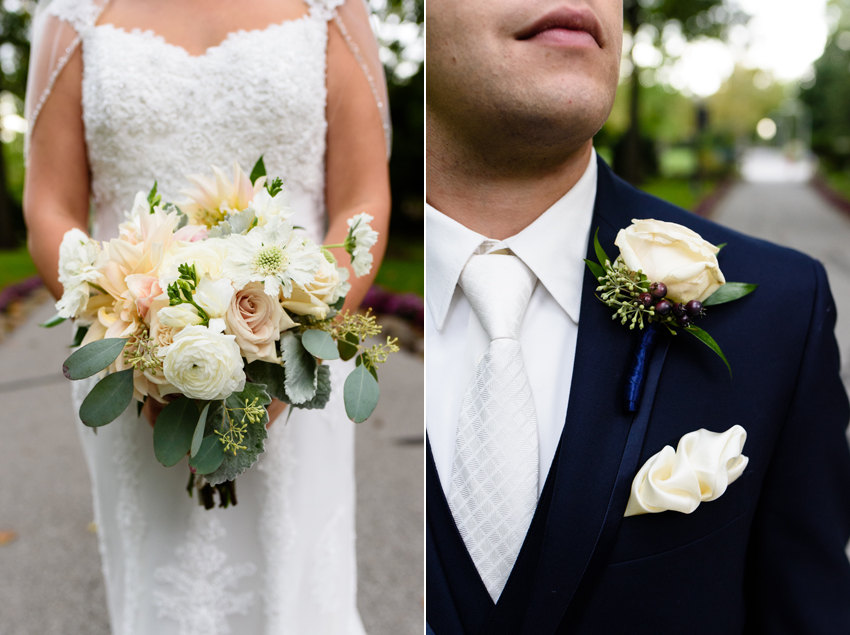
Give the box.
[597,0,849,212]
[0,0,423,297]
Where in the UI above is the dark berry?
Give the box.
[638,292,653,307]
[676,314,691,327]
[650,282,667,300]
[685,300,703,317]
[654,299,673,316]
[672,302,686,318]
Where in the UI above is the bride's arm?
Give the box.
[323,17,392,313]
[23,47,90,301]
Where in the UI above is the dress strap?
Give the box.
[46,0,110,34]
[305,0,347,21]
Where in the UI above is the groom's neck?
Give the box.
[426,125,594,241]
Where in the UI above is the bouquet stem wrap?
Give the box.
[624,322,660,413]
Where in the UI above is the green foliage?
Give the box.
[685,326,731,376]
[147,181,161,213]
[190,402,211,458]
[279,331,318,405]
[71,326,89,347]
[301,329,340,360]
[79,369,135,427]
[204,383,271,486]
[343,363,380,423]
[245,360,288,402]
[188,435,225,475]
[250,155,266,184]
[63,338,127,380]
[296,364,332,410]
[40,313,66,328]
[703,282,758,306]
[154,398,200,467]
[265,177,283,197]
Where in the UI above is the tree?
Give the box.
[0,0,32,249]
[620,0,744,184]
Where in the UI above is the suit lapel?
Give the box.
[513,158,671,634]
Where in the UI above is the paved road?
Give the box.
[712,178,850,391]
[0,300,423,635]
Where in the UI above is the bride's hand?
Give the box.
[266,399,287,429]
[142,398,165,428]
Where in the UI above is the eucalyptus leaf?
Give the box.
[70,326,89,348]
[190,402,211,458]
[280,331,318,405]
[301,329,340,360]
[593,227,610,267]
[63,338,127,380]
[337,331,359,362]
[584,259,605,282]
[685,326,732,377]
[331,296,345,311]
[153,398,199,467]
[40,313,67,328]
[344,364,380,423]
[703,282,758,307]
[250,155,266,184]
[245,359,288,402]
[79,369,135,427]
[188,435,226,475]
[204,383,272,486]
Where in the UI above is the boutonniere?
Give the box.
[585,219,757,411]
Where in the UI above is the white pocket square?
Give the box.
[624,425,749,517]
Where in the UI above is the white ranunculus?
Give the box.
[615,219,726,303]
[159,323,245,400]
[158,304,204,328]
[193,276,234,320]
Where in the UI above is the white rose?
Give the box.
[281,254,347,318]
[226,282,286,363]
[193,276,234,320]
[159,324,246,400]
[158,304,204,328]
[614,219,726,303]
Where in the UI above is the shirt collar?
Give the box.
[427,150,598,331]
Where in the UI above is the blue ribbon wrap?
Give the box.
[624,322,660,413]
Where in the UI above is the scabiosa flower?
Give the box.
[344,213,379,277]
[223,217,322,298]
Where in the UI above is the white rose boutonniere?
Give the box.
[585,219,757,410]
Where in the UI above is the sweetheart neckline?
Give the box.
[92,12,316,60]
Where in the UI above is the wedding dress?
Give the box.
[24,0,389,633]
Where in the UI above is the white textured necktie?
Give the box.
[448,252,540,602]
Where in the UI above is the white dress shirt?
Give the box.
[426,151,598,497]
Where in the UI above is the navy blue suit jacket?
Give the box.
[426,156,850,634]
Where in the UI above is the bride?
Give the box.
[23,0,391,633]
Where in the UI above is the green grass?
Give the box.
[0,245,37,292]
[374,235,423,296]
[825,170,850,202]
[639,178,716,212]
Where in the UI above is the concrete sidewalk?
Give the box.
[0,301,423,635]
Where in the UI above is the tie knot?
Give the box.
[459,253,537,341]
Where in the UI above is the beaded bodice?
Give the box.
[47,0,344,242]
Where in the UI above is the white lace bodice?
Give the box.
[46,0,349,242]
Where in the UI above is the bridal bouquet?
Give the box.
[45,158,397,507]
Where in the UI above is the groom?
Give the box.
[425,1,850,633]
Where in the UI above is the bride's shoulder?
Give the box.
[43,0,106,31]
